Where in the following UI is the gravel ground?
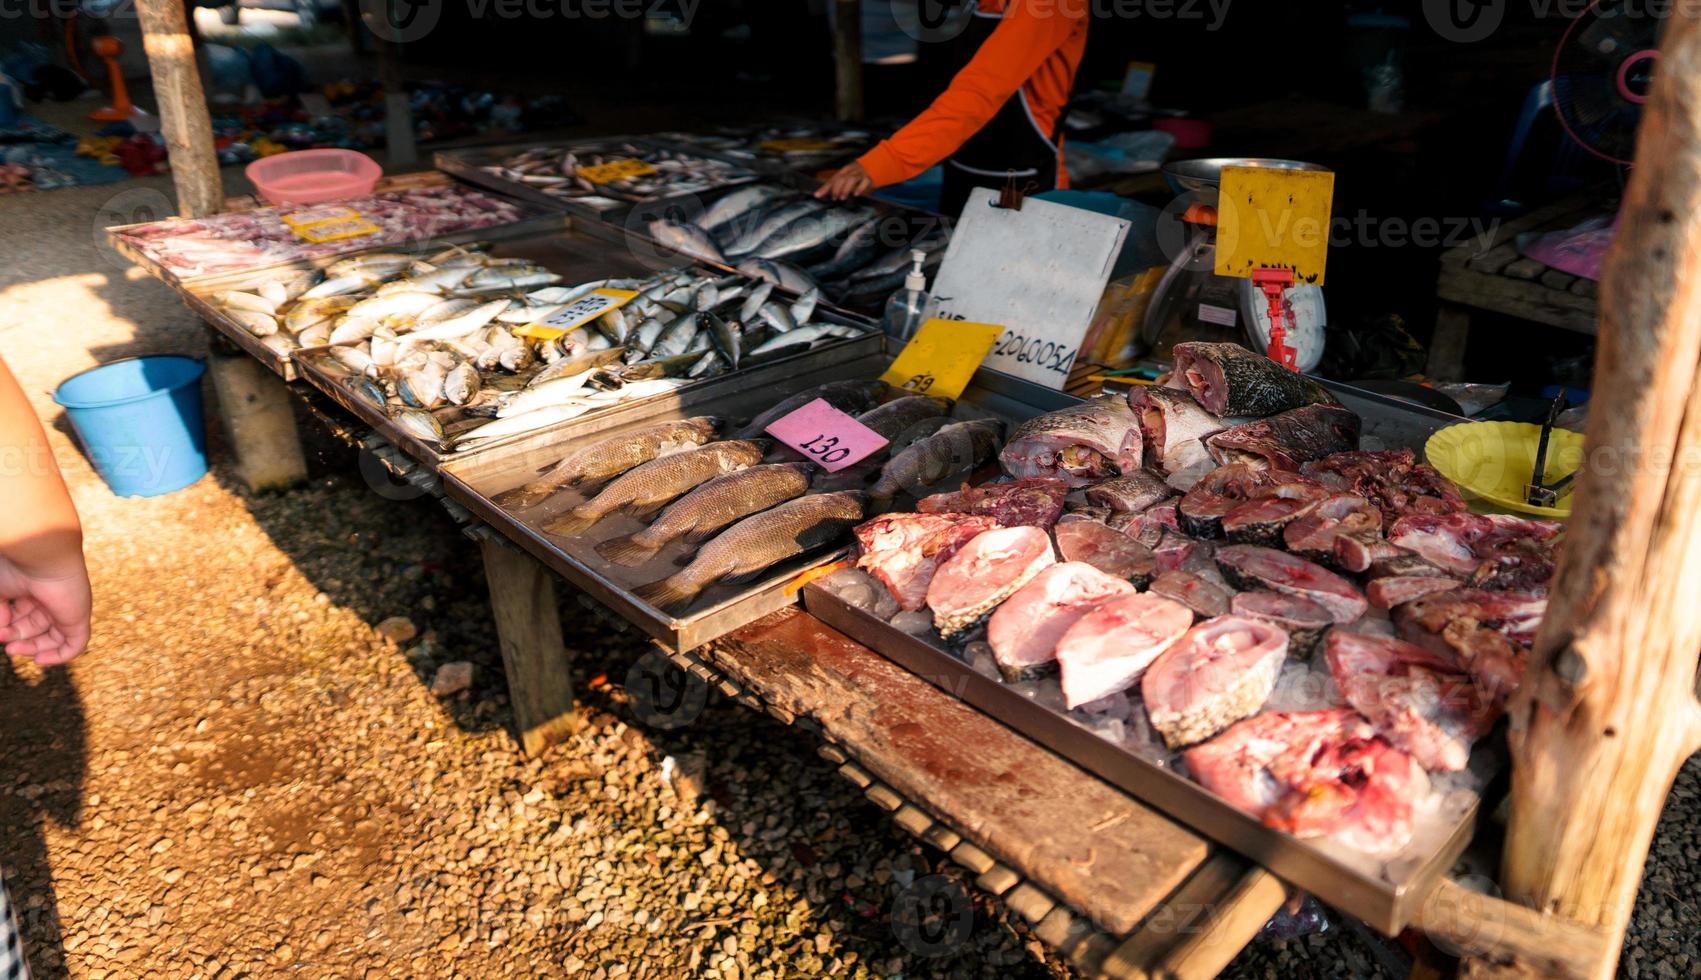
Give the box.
[1,177,1696,979]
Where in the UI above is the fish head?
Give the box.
[685,416,723,439]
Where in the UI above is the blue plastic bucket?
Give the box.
[52,356,208,497]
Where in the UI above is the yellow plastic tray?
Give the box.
[1425,421,1582,518]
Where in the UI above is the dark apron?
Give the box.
[939,1,1065,217]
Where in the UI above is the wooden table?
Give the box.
[1427,195,1612,380]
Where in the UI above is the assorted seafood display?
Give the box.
[111,185,529,279]
[813,342,1565,870]
[459,139,757,209]
[653,125,878,173]
[647,186,951,309]
[210,243,867,454]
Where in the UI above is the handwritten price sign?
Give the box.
[878,319,1004,401]
[764,398,887,472]
[512,288,639,341]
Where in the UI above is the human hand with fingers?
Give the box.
[815,161,874,201]
[0,356,91,667]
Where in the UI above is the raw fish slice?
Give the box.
[1129,387,1226,489]
[1230,591,1334,657]
[1171,342,1337,417]
[1221,480,1329,547]
[987,563,1136,682]
[926,526,1056,639]
[1148,570,1232,619]
[1214,545,1368,624]
[1302,449,1468,525]
[854,513,1000,611]
[1205,404,1362,472]
[1394,589,1547,705]
[1053,521,1156,585]
[1144,616,1289,747]
[1324,631,1497,772]
[1365,575,1465,609]
[1053,593,1192,709]
[1083,470,1176,514]
[917,478,1069,528]
[1176,463,1284,539]
[1183,708,1429,852]
[998,397,1143,487]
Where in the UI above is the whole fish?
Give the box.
[807,219,889,281]
[738,280,774,323]
[887,415,954,453]
[750,208,875,262]
[870,418,1003,509]
[999,396,1144,488]
[496,369,599,418]
[651,312,702,359]
[648,219,728,265]
[448,401,602,451]
[500,416,721,506]
[396,299,511,345]
[632,491,867,611]
[527,347,626,388]
[301,272,381,300]
[544,441,766,536]
[721,198,830,257]
[853,395,951,442]
[706,313,743,368]
[215,290,277,315]
[390,407,446,444]
[228,310,279,336]
[1170,341,1337,417]
[739,259,818,294]
[700,185,794,234]
[444,362,482,405]
[747,323,859,358]
[596,462,814,566]
[734,379,889,440]
[789,287,820,325]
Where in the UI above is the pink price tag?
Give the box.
[764,398,888,472]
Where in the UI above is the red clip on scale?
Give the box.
[1251,267,1298,369]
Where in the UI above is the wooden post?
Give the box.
[205,345,307,493]
[136,0,222,218]
[1427,305,1471,381]
[375,38,416,167]
[833,0,864,123]
[1468,13,1701,979]
[480,538,579,756]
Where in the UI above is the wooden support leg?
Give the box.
[206,346,307,493]
[1427,304,1471,381]
[480,538,579,756]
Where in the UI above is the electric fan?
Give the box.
[1552,0,1659,164]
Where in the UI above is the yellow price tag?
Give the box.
[292,217,381,243]
[512,287,639,341]
[759,138,840,154]
[280,205,361,228]
[879,319,1005,400]
[577,158,658,184]
[1214,166,1335,285]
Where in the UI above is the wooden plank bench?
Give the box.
[1427,195,1611,380]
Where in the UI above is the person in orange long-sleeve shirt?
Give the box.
[817,0,1088,216]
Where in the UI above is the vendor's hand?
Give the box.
[816,162,873,201]
[0,552,92,666]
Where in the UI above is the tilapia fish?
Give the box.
[853,395,951,443]
[595,462,813,566]
[544,441,766,537]
[1053,592,1193,709]
[916,477,1068,528]
[999,396,1142,488]
[500,416,719,508]
[1130,387,1228,490]
[987,562,1135,682]
[1144,616,1289,748]
[1324,631,1497,772]
[1183,708,1429,852]
[633,491,867,611]
[925,526,1056,640]
[870,419,1003,509]
[1170,342,1337,417]
[854,512,1001,611]
[734,379,889,440]
[1205,404,1362,471]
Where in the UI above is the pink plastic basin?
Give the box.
[245,149,382,206]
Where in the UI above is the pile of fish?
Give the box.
[476,140,756,206]
[654,125,876,172]
[489,380,943,612]
[207,243,867,452]
[114,185,527,278]
[647,183,950,308]
[819,340,1566,856]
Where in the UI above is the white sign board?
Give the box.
[927,188,1130,389]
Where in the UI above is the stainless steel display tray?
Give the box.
[440,358,1076,651]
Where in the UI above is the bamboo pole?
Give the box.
[833,0,864,123]
[1466,11,1701,979]
[136,0,222,218]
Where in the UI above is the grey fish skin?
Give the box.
[632,491,867,611]
[1170,341,1338,417]
[721,199,831,258]
[700,185,795,234]
[853,395,952,442]
[870,418,1003,509]
[1204,404,1362,471]
[750,208,875,262]
[807,219,889,281]
[647,219,728,265]
[998,396,1144,488]
[501,416,720,508]
[1084,470,1176,514]
[594,462,813,566]
[887,415,955,454]
[734,379,890,440]
[544,441,766,537]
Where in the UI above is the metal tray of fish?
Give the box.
[439,356,1077,652]
[801,581,1480,935]
[646,122,881,182]
[106,180,555,289]
[174,213,579,381]
[432,136,762,226]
